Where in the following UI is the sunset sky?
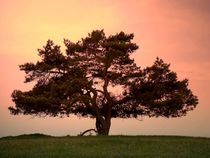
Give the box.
[0,0,210,137]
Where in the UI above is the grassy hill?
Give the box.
[0,134,210,158]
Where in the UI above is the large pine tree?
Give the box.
[9,30,198,135]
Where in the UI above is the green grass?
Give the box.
[0,134,210,158]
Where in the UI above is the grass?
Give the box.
[0,134,210,158]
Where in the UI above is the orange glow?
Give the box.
[0,0,210,137]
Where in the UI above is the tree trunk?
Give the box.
[96,117,111,135]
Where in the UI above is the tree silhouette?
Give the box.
[9,30,198,135]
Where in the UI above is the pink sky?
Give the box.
[0,0,210,137]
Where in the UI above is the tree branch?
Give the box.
[78,128,97,136]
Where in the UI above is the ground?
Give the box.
[0,134,210,158]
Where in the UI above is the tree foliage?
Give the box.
[9,30,198,135]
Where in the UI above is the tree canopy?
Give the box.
[9,30,198,135]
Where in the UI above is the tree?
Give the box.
[9,30,198,135]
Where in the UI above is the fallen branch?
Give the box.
[79,129,98,136]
